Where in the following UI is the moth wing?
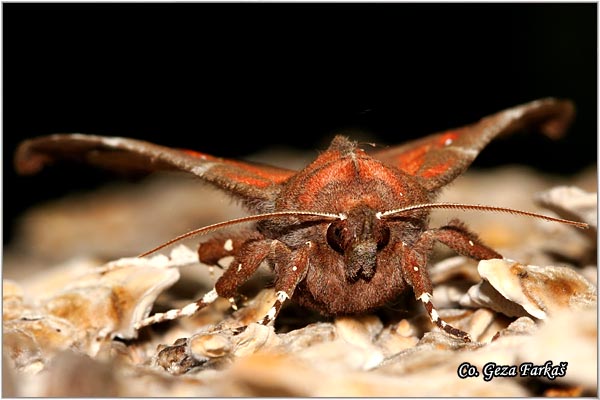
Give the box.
[372,98,575,190]
[15,134,296,202]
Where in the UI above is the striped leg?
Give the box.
[418,292,470,341]
[259,241,312,326]
[411,220,501,341]
[402,232,472,342]
[134,288,219,330]
[135,238,273,330]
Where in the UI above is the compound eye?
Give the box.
[326,222,344,254]
[377,225,391,250]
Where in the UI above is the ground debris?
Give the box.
[4,166,597,396]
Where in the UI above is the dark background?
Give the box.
[3,3,597,245]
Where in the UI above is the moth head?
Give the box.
[321,201,589,283]
[326,206,391,282]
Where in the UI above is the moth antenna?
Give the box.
[138,210,344,258]
[377,202,589,229]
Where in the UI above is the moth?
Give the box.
[15,98,586,341]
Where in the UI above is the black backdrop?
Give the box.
[3,3,597,245]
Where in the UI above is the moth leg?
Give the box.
[402,234,472,341]
[197,230,261,269]
[135,238,273,330]
[259,240,311,326]
[404,221,502,340]
[213,238,274,298]
[433,219,502,260]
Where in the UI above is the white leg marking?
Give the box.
[181,302,200,316]
[202,288,219,303]
[262,291,290,325]
[266,305,277,321]
[276,290,290,302]
[430,308,439,322]
[228,297,238,311]
[224,239,234,251]
[418,292,432,304]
